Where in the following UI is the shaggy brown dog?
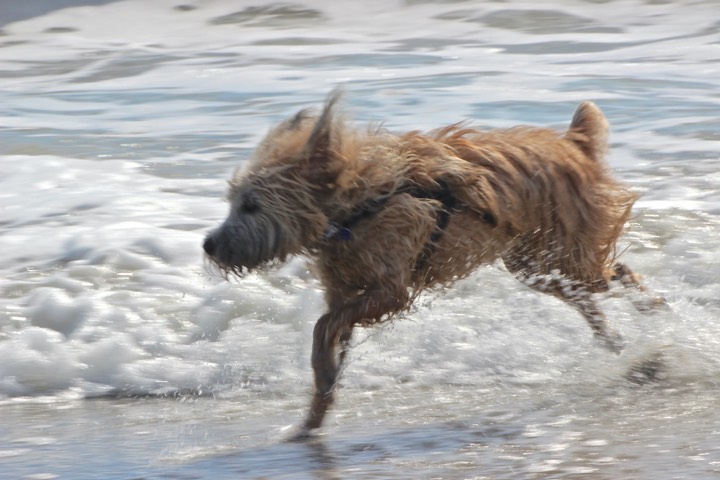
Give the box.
[203,91,658,435]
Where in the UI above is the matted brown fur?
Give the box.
[203,91,661,436]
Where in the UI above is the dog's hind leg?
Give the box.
[547,282,625,353]
[607,262,667,313]
[504,259,625,353]
[558,288,626,353]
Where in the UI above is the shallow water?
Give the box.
[1,0,720,478]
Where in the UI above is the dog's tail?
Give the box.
[566,101,609,163]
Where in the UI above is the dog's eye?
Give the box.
[239,196,260,214]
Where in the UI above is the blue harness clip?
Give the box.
[324,224,352,241]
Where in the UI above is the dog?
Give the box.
[203,90,661,435]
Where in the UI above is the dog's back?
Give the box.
[357,104,635,291]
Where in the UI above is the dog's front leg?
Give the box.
[302,312,352,432]
[301,289,407,434]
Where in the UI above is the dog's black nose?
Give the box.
[203,235,217,256]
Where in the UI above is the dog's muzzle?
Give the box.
[202,233,218,257]
[201,219,283,274]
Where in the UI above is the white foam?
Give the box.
[0,327,81,395]
[26,288,92,337]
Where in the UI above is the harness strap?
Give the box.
[411,179,456,271]
[323,179,458,270]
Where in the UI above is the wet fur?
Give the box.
[203,90,662,435]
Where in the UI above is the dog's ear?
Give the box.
[287,108,312,130]
[303,89,343,188]
[567,101,609,162]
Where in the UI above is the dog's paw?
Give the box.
[622,347,673,386]
[624,352,667,385]
[631,294,670,314]
[285,426,319,443]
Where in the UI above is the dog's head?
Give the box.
[203,91,345,276]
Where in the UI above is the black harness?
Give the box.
[323,179,460,270]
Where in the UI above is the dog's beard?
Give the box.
[204,214,288,278]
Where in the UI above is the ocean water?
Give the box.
[1,0,720,478]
